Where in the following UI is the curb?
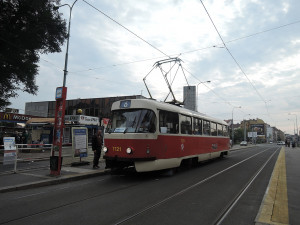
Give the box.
[0,169,110,193]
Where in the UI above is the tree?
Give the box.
[0,0,68,110]
[234,128,243,143]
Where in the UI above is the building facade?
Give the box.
[25,95,145,119]
[183,86,196,111]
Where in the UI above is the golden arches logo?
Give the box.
[3,114,10,120]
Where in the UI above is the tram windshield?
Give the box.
[110,109,156,133]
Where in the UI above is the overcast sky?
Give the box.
[10,0,300,134]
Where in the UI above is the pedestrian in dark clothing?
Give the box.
[92,130,103,169]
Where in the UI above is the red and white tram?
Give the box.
[103,99,230,172]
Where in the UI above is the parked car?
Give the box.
[277,141,285,145]
[240,141,248,146]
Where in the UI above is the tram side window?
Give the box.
[180,115,192,134]
[217,124,223,136]
[193,118,202,135]
[211,122,217,136]
[159,110,179,134]
[203,120,210,135]
[223,125,229,136]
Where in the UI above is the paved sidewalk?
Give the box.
[285,146,300,225]
[0,160,108,193]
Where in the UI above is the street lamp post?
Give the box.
[196,81,211,112]
[54,0,78,87]
[289,113,299,146]
[50,0,78,176]
[243,114,250,142]
[231,106,241,146]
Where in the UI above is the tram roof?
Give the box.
[111,98,228,126]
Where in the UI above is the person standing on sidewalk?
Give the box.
[92,129,103,169]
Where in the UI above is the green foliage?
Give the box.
[234,128,244,143]
[0,0,67,109]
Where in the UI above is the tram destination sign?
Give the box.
[120,100,131,109]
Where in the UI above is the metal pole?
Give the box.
[232,106,241,146]
[232,110,234,146]
[296,115,299,146]
[289,113,299,146]
[62,0,78,87]
[14,145,18,173]
[52,0,78,176]
[244,119,246,141]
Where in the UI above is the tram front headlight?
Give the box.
[103,146,108,153]
[126,147,133,154]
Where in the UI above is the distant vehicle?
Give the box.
[240,141,248,146]
[277,141,285,145]
[269,141,273,144]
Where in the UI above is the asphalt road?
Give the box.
[0,145,280,225]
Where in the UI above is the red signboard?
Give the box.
[50,87,67,176]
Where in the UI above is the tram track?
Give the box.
[213,147,279,225]
[0,179,143,225]
[0,146,279,225]
[114,146,278,225]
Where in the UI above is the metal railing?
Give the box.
[0,143,96,174]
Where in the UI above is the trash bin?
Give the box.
[50,156,63,171]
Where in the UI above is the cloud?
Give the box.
[8,0,300,134]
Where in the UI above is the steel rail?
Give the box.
[213,147,280,225]
[0,180,142,225]
[114,147,275,225]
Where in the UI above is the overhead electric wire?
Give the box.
[199,0,271,118]
[67,19,300,74]
[52,0,291,125]
[182,66,235,108]
[225,19,300,44]
[82,0,170,59]
[63,0,261,112]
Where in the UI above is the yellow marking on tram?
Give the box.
[255,147,289,225]
[112,146,122,152]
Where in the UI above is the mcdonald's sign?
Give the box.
[2,113,11,120]
[0,112,33,123]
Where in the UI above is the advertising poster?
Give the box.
[72,127,88,158]
[3,137,17,165]
[250,124,265,136]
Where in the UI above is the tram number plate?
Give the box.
[113,147,122,152]
[120,100,131,108]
